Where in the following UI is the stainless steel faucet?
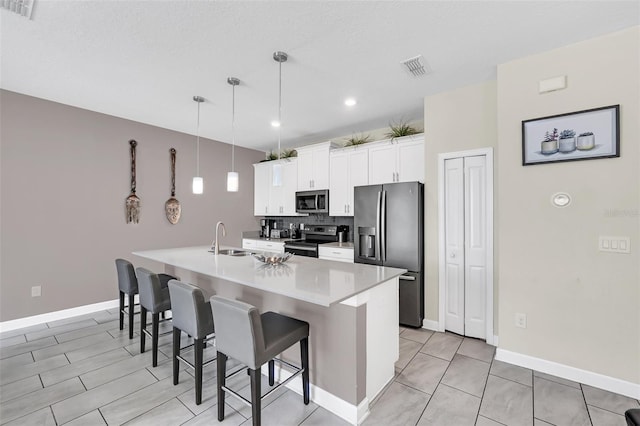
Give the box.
[212,221,227,255]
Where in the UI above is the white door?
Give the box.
[444,155,487,339]
[368,144,396,184]
[329,152,349,216]
[397,139,424,183]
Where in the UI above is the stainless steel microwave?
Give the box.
[295,190,329,214]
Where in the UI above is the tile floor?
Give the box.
[0,310,638,425]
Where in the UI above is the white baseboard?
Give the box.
[0,299,120,333]
[495,348,640,400]
[262,363,368,425]
[422,319,440,331]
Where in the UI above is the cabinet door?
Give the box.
[347,149,369,215]
[312,147,330,189]
[368,144,396,185]
[297,150,314,191]
[397,138,424,183]
[253,163,271,216]
[281,160,299,215]
[329,152,349,216]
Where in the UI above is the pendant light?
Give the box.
[272,51,287,187]
[192,95,204,194]
[227,77,240,192]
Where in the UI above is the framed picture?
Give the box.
[522,105,619,166]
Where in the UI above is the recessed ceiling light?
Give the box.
[344,98,357,107]
[271,120,281,128]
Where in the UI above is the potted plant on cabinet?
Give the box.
[540,128,559,155]
[344,133,371,147]
[577,131,595,150]
[385,119,421,142]
[558,129,577,153]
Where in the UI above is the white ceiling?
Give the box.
[2,1,638,152]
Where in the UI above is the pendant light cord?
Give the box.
[231,83,236,172]
[277,58,282,160]
[196,100,201,177]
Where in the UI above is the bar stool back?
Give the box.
[136,267,172,367]
[115,259,139,339]
[210,296,310,426]
[168,280,215,405]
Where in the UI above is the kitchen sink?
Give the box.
[217,249,254,256]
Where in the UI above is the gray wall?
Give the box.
[0,90,264,321]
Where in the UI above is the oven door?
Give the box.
[284,242,318,258]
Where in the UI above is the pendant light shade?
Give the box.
[272,51,287,187]
[192,95,205,194]
[227,77,240,192]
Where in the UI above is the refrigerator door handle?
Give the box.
[381,190,387,262]
[375,190,382,262]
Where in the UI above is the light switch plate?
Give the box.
[31,286,41,297]
[599,236,630,253]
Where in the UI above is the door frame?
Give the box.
[437,147,495,345]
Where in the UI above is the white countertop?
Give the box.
[133,245,405,307]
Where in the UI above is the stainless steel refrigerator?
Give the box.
[354,181,424,327]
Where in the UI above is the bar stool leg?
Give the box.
[140,307,147,353]
[128,293,135,339]
[301,337,310,404]
[172,327,181,385]
[249,368,261,426]
[194,338,204,405]
[119,291,125,331]
[268,359,275,386]
[152,313,160,367]
[216,352,227,421]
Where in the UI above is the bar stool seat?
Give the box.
[210,296,309,426]
[115,259,174,339]
[627,409,640,426]
[136,267,174,367]
[168,280,215,405]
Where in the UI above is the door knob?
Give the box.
[450,253,456,258]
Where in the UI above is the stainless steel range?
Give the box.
[283,225,348,258]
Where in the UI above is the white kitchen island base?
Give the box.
[134,246,404,425]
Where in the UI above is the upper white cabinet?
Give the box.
[329,147,368,216]
[296,142,336,191]
[368,134,424,185]
[253,159,300,216]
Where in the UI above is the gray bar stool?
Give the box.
[210,296,310,426]
[115,259,175,339]
[168,280,215,405]
[136,267,173,367]
[627,409,640,426]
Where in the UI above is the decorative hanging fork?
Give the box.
[125,139,141,223]
[165,148,181,224]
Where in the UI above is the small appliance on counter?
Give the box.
[270,228,289,239]
[337,225,349,243]
[260,219,276,238]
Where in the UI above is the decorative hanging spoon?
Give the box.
[165,148,181,224]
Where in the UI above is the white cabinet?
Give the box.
[242,239,258,250]
[318,245,354,263]
[329,147,368,216]
[296,142,335,191]
[253,159,300,216]
[368,134,424,185]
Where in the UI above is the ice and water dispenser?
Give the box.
[358,226,376,258]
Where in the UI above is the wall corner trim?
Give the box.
[495,348,640,400]
[0,299,120,333]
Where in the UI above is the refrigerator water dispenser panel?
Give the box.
[358,227,376,258]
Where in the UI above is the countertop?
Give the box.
[133,245,405,307]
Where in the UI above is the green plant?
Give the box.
[543,128,558,142]
[260,149,297,162]
[385,119,421,139]
[344,133,371,146]
[579,131,593,137]
[559,129,576,139]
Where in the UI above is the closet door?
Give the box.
[444,158,465,335]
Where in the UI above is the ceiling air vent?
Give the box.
[401,55,431,77]
[1,0,35,19]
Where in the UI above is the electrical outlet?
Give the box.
[31,286,41,297]
[515,313,527,329]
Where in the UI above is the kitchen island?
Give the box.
[133,245,405,424]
